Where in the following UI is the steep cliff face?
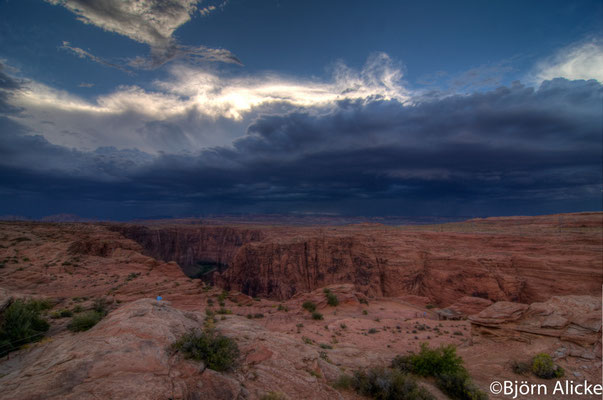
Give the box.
[107,214,602,306]
[215,236,388,299]
[108,224,264,277]
[215,227,602,305]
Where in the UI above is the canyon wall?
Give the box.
[109,224,264,277]
[110,214,603,306]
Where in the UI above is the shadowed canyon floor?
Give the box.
[0,213,601,399]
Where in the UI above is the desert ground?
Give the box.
[0,212,601,399]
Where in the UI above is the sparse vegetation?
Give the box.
[311,311,323,320]
[511,360,531,375]
[171,329,239,372]
[92,297,107,314]
[50,309,73,319]
[302,301,317,312]
[68,297,107,332]
[325,291,339,306]
[531,353,564,379]
[68,310,104,332]
[125,272,141,281]
[392,343,487,400]
[277,303,288,312]
[332,374,354,390]
[309,370,322,378]
[27,298,54,311]
[217,290,228,302]
[0,299,50,356]
[343,368,436,400]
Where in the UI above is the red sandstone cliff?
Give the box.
[109,224,264,276]
[213,215,602,305]
[104,213,602,306]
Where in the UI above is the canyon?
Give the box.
[113,213,602,304]
[0,212,601,399]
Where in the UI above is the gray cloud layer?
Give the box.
[48,0,240,69]
[1,64,600,218]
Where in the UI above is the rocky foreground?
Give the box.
[0,212,601,399]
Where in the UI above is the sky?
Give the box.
[0,0,601,220]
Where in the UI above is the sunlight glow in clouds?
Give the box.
[9,53,411,152]
[159,53,410,119]
[533,39,603,83]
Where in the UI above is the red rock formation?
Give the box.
[470,295,602,359]
[216,236,385,299]
[213,216,602,305]
[0,215,602,399]
[109,224,264,277]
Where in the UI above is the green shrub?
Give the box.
[368,328,378,334]
[92,298,107,314]
[351,368,435,400]
[277,304,288,312]
[68,310,103,332]
[319,343,333,349]
[437,370,488,400]
[359,298,369,305]
[125,272,141,281]
[326,292,339,306]
[216,308,232,315]
[217,290,228,302]
[332,374,354,390]
[394,343,464,377]
[50,309,73,319]
[171,329,239,372]
[0,299,50,356]
[531,353,564,379]
[392,344,487,400]
[72,305,84,313]
[27,298,54,311]
[311,312,323,320]
[302,301,317,312]
[511,360,530,375]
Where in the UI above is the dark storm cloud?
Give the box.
[1,78,601,218]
